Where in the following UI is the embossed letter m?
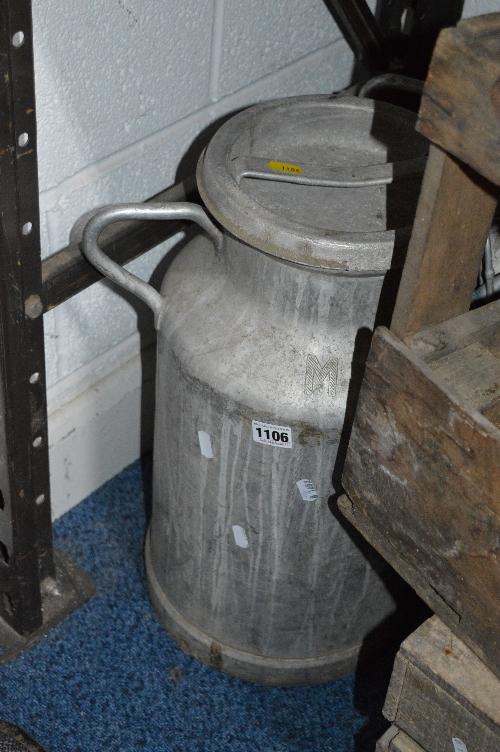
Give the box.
[304,355,338,396]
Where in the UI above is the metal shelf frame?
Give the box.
[0,0,465,656]
[0,0,94,659]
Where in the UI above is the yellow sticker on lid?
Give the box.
[268,160,302,175]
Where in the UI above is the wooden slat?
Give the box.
[339,491,463,632]
[405,300,500,423]
[382,617,500,752]
[418,13,500,186]
[430,342,500,418]
[404,298,500,361]
[390,144,497,339]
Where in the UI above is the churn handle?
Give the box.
[81,202,223,326]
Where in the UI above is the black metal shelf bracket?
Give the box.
[324,0,465,77]
[0,0,93,660]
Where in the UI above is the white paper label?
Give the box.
[452,739,468,752]
[296,479,318,501]
[198,431,213,459]
[232,525,249,548]
[252,420,292,448]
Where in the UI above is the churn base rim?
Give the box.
[145,527,360,687]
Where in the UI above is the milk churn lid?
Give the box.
[197,95,428,272]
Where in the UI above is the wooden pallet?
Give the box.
[340,13,500,677]
[380,617,500,752]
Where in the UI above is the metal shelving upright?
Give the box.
[0,0,94,659]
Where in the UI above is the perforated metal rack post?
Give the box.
[0,0,94,661]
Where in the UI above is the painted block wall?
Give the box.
[34,0,356,518]
[462,0,500,18]
[33,0,494,518]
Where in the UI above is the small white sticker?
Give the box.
[296,479,318,501]
[452,739,468,752]
[198,431,213,459]
[232,525,249,548]
[252,420,292,448]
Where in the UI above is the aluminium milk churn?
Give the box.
[82,95,428,685]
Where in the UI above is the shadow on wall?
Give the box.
[174,107,248,183]
[137,108,251,473]
[117,227,198,470]
[66,105,249,501]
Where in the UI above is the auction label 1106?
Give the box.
[252,420,292,448]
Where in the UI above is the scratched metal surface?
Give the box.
[198,95,428,272]
[148,233,396,685]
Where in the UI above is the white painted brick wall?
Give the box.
[33,0,353,516]
[463,0,500,18]
[32,0,496,516]
[35,1,352,384]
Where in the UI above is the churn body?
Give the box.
[82,96,428,685]
[146,97,427,685]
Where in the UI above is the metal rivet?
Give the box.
[29,372,39,384]
[22,222,32,235]
[25,295,43,319]
[18,133,28,148]
[35,494,45,505]
[12,31,24,47]
[32,436,42,448]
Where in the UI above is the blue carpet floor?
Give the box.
[0,457,406,752]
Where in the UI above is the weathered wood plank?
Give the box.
[338,493,462,628]
[405,298,500,362]
[405,299,500,424]
[341,322,500,676]
[382,617,500,752]
[390,145,497,339]
[376,726,425,752]
[430,342,500,417]
[417,13,500,186]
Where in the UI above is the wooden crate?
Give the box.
[340,299,500,676]
[340,13,500,678]
[377,727,425,752]
[380,617,500,752]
